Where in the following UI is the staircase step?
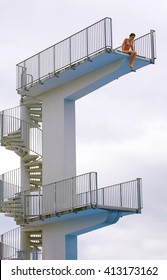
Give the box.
[7,129,21,136]
[30,236,42,241]
[30,179,42,184]
[29,108,42,113]
[2,201,22,206]
[29,231,42,235]
[30,116,42,122]
[5,146,18,151]
[29,171,42,176]
[30,185,41,191]
[3,134,21,140]
[3,209,22,213]
[24,161,42,167]
[27,167,42,172]
[22,154,39,163]
[30,111,42,115]
[3,139,22,144]
[5,212,22,218]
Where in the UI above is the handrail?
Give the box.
[98,178,142,210]
[0,168,21,201]
[0,113,42,156]
[0,242,19,260]
[0,227,20,251]
[16,17,112,91]
[0,242,42,260]
[20,175,142,222]
[0,227,43,260]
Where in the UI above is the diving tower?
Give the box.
[0,18,156,260]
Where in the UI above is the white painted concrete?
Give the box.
[42,210,112,260]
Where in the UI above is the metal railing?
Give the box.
[0,243,42,260]
[16,17,112,90]
[0,227,20,253]
[0,172,142,223]
[24,172,97,219]
[98,178,142,210]
[115,30,156,63]
[22,174,142,223]
[0,243,18,260]
[0,168,21,202]
[0,113,42,156]
[0,228,43,260]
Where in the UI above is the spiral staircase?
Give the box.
[0,97,43,259]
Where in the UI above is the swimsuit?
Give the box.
[125,41,132,48]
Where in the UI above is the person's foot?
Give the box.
[130,65,136,72]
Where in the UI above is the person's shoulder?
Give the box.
[123,38,128,42]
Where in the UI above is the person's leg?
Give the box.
[129,51,137,68]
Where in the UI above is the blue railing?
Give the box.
[16,17,112,91]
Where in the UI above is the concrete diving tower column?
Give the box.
[16,18,156,259]
[42,57,122,184]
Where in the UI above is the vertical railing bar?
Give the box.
[54,182,56,214]
[104,18,107,49]
[69,37,71,67]
[0,111,4,141]
[53,45,55,73]
[38,187,41,219]
[95,172,98,206]
[110,18,113,48]
[86,27,89,58]
[38,53,40,81]
[150,29,155,63]
[89,173,92,206]
[137,178,142,211]
[120,183,122,207]
[103,188,104,206]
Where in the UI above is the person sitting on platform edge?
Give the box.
[122,33,137,71]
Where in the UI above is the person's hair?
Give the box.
[129,33,136,37]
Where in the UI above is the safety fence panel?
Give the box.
[98,178,142,210]
[16,17,112,90]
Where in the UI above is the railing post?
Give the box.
[137,178,142,211]
[32,247,38,260]
[86,27,89,59]
[95,172,98,207]
[0,111,4,144]
[54,182,57,214]
[120,183,123,207]
[21,191,25,223]
[110,18,113,49]
[69,37,72,67]
[38,187,41,219]
[38,53,40,81]
[0,174,4,204]
[89,173,92,205]
[102,188,104,206]
[0,242,3,260]
[72,177,76,210]
[104,18,107,49]
[53,45,55,73]
[150,30,156,64]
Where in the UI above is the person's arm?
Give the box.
[131,40,134,51]
[121,39,126,50]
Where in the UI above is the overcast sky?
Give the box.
[0,0,167,260]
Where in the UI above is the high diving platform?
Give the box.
[0,17,156,260]
[16,17,156,100]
